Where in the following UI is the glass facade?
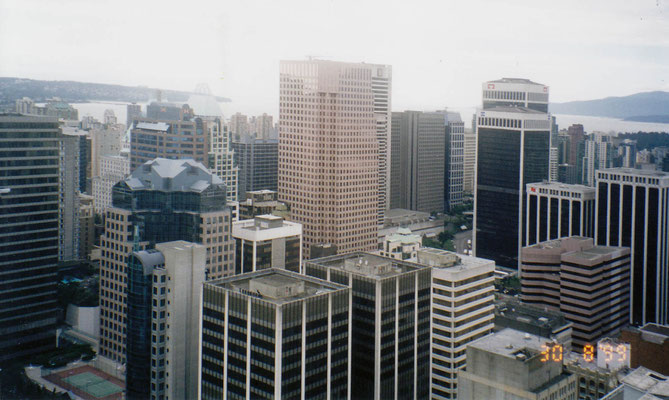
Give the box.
[232,139,278,201]
[476,126,550,268]
[0,115,61,363]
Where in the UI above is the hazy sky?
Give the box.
[1,0,668,118]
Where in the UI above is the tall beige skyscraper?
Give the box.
[279,60,380,257]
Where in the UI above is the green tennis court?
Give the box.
[64,372,123,398]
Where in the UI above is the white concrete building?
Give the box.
[92,154,130,214]
[417,247,495,400]
[232,215,302,274]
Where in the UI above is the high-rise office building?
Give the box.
[582,133,613,186]
[79,193,95,260]
[200,269,350,400]
[98,158,234,363]
[475,78,552,269]
[463,129,476,194]
[444,111,465,212]
[231,135,278,201]
[89,124,124,177]
[481,78,549,112]
[229,112,250,139]
[278,60,379,257]
[232,215,302,274]
[130,118,209,170]
[253,113,274,139]
[207,117,238,201]
[370,64,393,226]
[92,154,129,214]
[595,168,669,325]
[126,103,142,128]
[146,102,194,121]
[521,237,631,349]
[390,110,445,213]
[457,328,578,400]
[304,252,431,400]
[474,106,551,268]
[59,129,82,261]
[0,114,61,363]
[126,241,205,400]
[525,181,596,246]
[416,248,495,400]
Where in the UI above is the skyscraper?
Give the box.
[304,252,431,400]
[481,78,549,112]
[525,181,596,246]
[473,106,551,268]
[416,248,495,400]
[0,114,61,363]
[207,117,238,201]
[130,118,209,170]
[370,64,393,226]
[463,130,476,194]
[59,128,81,261]
[200,269,350,399]
[390,110,445,213]
[126,103,142,128]
[582,132,613,186]
[279,60,379,257]
[595,168,669,325]
[444,111,465,212]
[126,241,205,400]
[98,158,234,363]
[231,135,278,201]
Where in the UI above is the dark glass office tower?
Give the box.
[231,135,278,201]
[474,107,551,268]
[595,168,669,325]
[201,269,350,400]
[304,252,431,400]
[99,158,234,363]
[0,114,61,364]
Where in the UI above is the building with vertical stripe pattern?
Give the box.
[304,252,431,400]
[595,168,669,325]
[525,181,596,246]
[200,269,350,399]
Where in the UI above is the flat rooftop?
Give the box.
[599,168,669,178]
[208,268,346,305]
[641,323,669,337]
[468,328,548,360]
[621,367,669,396]
[488,77,545,85]
[496,296,571,332]
[527,181,596,193]
[309,252,427,279]
[417,247,494,271]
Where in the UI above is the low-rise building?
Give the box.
[232,215,302,274]
[380,227,421,260]
[458,328,578,400]
[621,324,669,375]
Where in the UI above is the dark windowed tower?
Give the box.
[200,269,350,400]
[473,108,551,268]
[595,168,669,325]
[304,252,432,400]
[0,114,61,364]
[525,182,596,246]
[231,135,278,201]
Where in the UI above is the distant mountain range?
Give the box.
[0,77,230,107]
[550,91,669,123]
